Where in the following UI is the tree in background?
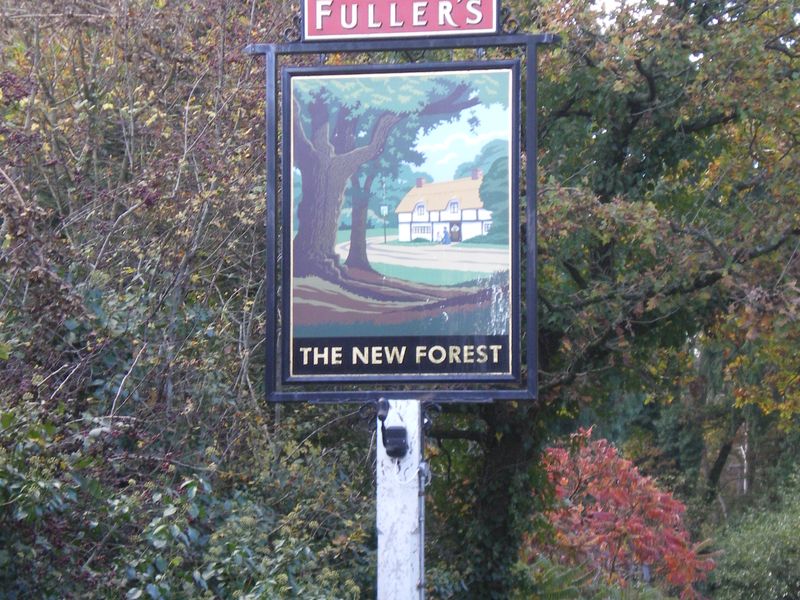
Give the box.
[427,0,799,592]
[530,428,714,599]
[476,154,510,244]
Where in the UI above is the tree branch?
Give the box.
[678,109,738,134]
[418,82,480,117]
[337,111,402,169]
[542,227,800,392]
[634,58,657,104]
[291,97,314,159]
[429,428,487,444]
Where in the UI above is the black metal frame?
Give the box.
[246,33,556,403]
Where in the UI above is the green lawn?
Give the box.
[370,262,489,286]
[336,227,398,244]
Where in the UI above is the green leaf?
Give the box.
[145,583,161,600]
[193,570,208,591]
[0,342,9,360]
[154,555,167,573]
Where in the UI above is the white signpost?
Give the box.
[376,400,426,599]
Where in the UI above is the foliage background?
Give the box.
[1,0,798,598]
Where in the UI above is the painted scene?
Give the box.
[288,65,515,341]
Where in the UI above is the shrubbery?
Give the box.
[707,474,800,599]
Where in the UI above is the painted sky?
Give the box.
[410,103,510,182]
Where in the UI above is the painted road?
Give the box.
[335,236,509,273]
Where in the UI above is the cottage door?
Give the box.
[449,222,462,243]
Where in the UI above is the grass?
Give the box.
[370,263,490,286]
[336,227,398,244]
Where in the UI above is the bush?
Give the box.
[526,428,713,599]
[707,475,800,599]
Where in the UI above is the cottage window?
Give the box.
[448,200,459,214]
[412,225,431,236]
[415,202,426,216]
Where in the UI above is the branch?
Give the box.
[634,58,657,104]
[735,226,800,263]
[291,97,314,160]
[562,259,588,289]
[429,428,487,444]
[337,111,402,168]
[542,227,800,392]
[670,222,729,263]
[678,109,737,135]
[556,226,800,313]
[418,83,480,117]
[765,41,799,59]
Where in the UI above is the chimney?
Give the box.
[471,168,483,180]
[416,177,425,187]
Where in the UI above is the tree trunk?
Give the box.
[705,411,744,503]
[293,149,351,279]
[292,105,401,280]
[345,172,376,272]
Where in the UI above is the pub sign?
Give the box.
[283,61,520,383]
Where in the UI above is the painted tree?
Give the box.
[291,71,509,280]
[343,117,425,272]
[476,155,510,244]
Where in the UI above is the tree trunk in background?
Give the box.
[345,173,377,272]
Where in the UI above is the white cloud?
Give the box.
[411,105,510,181]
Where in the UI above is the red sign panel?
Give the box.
[303,0,499,41]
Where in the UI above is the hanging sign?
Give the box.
[283,61,519,383]
[303,0,499,41]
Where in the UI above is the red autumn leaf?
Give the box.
[526,427,714,598]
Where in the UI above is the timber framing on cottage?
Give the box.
[395,169,492,243]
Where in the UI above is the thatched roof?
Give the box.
[395,176,483,213]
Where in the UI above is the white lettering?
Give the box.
[313,346,329,365]
[412,1,428,26]
[416,345,427,364]
[300,347,313,365]
[331,346,343,365]
[389,3,404,27]
[439,1,457,27]
[315,0,333,31]
[448,345,462,363]
[475,345,488,363]
[428,345,446,364]
[463,345,475,363]
[341,4,357,29]
[466,0,483,25]
[353,346,369,364]
[384,345,407,364]
[371,346,384,364]
[489,344,503,363]
[367,3,382,28]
